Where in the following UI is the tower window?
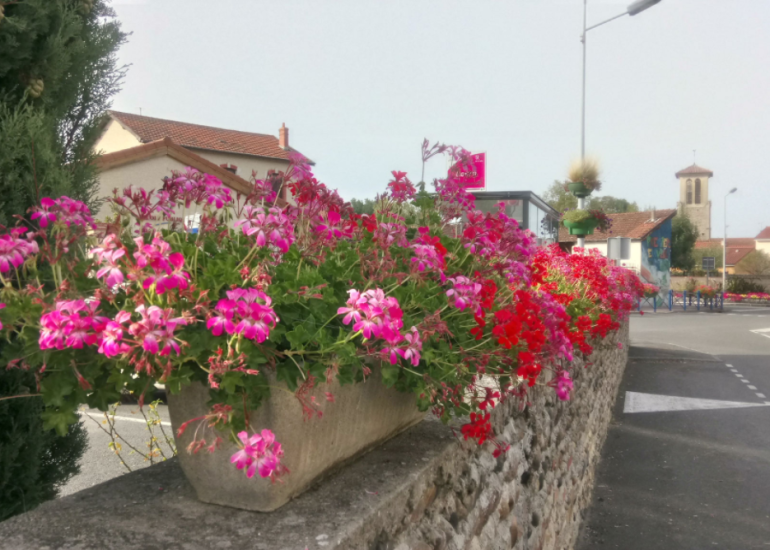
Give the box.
[694,179,702,204]
[686,179,693,204]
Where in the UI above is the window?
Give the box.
[184,213,200,234]
[686,179,693,204]
[267,170,286,201]
[219,163,238,174]
[694,178,701,204]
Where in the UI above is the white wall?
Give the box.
[188,149,290,182]
[93,119,142,154]
[95,155,189,220]
[582,241,643,273]
[756,240,770,255]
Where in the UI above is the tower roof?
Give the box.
[675,164,713,178]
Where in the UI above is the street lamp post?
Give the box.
[577,0,662,248]
[723,187,737,293]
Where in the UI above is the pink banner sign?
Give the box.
[450,152,486,189]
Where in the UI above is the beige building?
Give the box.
[756,227,770,256]
[675,164,713,240]
[93,111,305,219]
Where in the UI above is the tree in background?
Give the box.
[736,250,770,275]
[671,214,700,272]
[692,246,723,272]
[541,181,640,214]
[350,197,375,215]
[0,368,87,521]
[0,0,126,518]
[0,0,128,224]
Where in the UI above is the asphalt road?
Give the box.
[61,403,175,496]
[577,308,770,549]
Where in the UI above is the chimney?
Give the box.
[279,123,289,150]
[650,208,656,222]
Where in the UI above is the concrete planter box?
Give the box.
[167,370,424,512]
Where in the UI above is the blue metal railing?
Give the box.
[638,290,724,312]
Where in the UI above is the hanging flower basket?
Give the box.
[567,181,592,198]
[563,218,599,235]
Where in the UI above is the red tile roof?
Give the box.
[559,209,677,244]
[675,164,713,178]
[694,238,756,249]
[693,238,756,266]
[756,226,770,239]
[95,138,290,206]
[727,247,754,266]
[108,111,299,161]
[96,138,249,197]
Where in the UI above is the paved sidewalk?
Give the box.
[576,316,770,549]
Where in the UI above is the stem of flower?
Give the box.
[0,393,42,402]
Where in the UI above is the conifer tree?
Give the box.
[0,0,128,224]
[0,0,127,518]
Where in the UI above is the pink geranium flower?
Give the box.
[230,429,285,480]
[30,197,57,228]
[353,308,382,340]
[398,326,422,367]
[207,299,236,336]
[380,325,404,365]
[129,306,187,356]
[555,371,574,401]
[337,289,367,325]
[206,289,279,343]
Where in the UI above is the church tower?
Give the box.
[676,164,713,240]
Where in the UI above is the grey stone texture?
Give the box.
[0,324,628,550]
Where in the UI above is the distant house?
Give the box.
[755,227,770,257]
[559,209,677,294]
[693,238,755,275]
[694,227,770,274]
[92,111,307,219]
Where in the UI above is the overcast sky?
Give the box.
[110,0,770,238]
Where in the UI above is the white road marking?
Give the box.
[735,373,744,378]
[726,364,734,368]
[758,393,767,399]
[748,386,758,390]
[79,411,171,427]
[750,328,770,340]
[623,392,770,414]
[742,380,750,384]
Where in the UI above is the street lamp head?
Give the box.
[729,187,737,194]
[627,0,662,16]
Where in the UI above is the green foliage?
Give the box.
[736,250,770,275]
[562,209,592,223]
[0,104,72,225]
[350,197,376,215]
[692,246,723,272]
[587,195,639,214]
[543,181,577,212]
[0,0,128,223]
[727,277,766,294]
[0,367,87,521]
[542,180,639,214]
[671,214,700,272]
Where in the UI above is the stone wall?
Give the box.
[0,324,628,550]
[386,323,628,550]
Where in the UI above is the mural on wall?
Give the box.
[641,219,672,305]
